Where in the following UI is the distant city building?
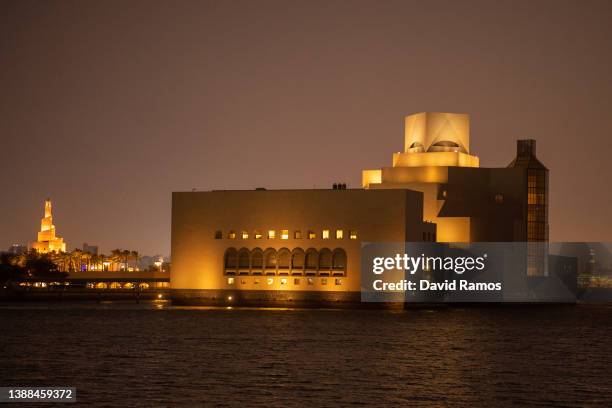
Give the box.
[139,255,166,271]
[170,112,551,305]
[30,198,67,253]
[8,243,27,255]
[82,243,98,255]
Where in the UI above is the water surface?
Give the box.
[1,302,610,407]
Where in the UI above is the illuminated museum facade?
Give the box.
[171,112,549,305]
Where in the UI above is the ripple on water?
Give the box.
[0,303,611,407]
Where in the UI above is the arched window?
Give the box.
[278,248,290,271]
[319,248,332,271]
[291,248,305,272]
[238,248,250,273]
[427,140,464,153]
[305,248,318,271]
[264,248,277,274]
[251,248,263,275]
[224,248,238,274]
[238,248,251,275]
[332,248,347,276]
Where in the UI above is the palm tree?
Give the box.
[130,250,139,271]
[90,253,102,271]
[121,250,130,271]
[48,250,69,272]
[111,249,123,271]
[15,250,30,268]
[70,249,83,273]
[81,251,92,271]
[98,253,110,271]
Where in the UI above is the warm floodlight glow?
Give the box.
[391,151,479,168]
[362,169,382,188]
[227,295,233,301]
[157,294,163,299]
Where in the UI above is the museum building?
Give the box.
[171,112,549,306]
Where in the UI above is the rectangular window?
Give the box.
[336,229,343,239]
[322,229,330,239]
[214,230,222,239]
[254,231,262,239]
[281,229,289,240]
[227,277,235,285]
[335,278,342,286]
[349,230,357,240]
[294,230,302,239]
[307,278,314,285]
[268,230,276,239]
[321,278,328,285]
[294,278,300,285]
[228,231,236,239]
[308,231,316,239]
[241,231,249,239]
[528,194,537,205]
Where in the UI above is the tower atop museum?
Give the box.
[404,112,471,154]
[362,112,480,189]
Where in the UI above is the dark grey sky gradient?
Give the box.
[1,0,611,255]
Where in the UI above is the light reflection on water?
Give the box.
[1,302,611,407]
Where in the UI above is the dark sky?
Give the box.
[1,0,611,256]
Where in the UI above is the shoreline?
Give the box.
[2,287,611,308]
